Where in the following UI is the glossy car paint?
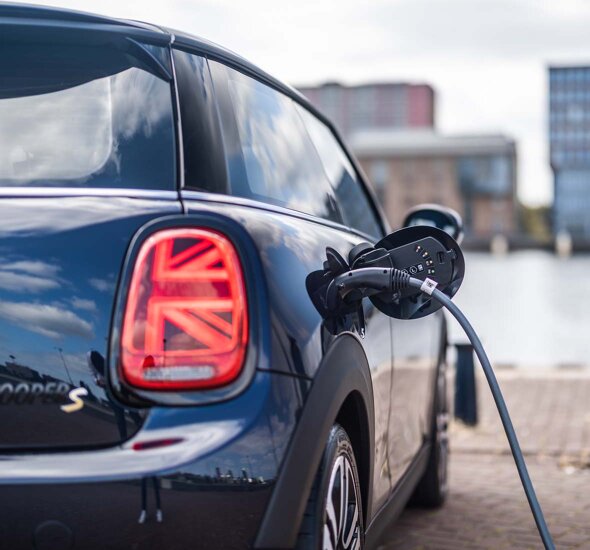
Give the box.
[181,196,396,512]
[0,369,306,549]
[0,194,180,448]
[0,5,443,549]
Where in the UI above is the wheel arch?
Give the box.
[254,333,375,549]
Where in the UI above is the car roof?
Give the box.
[0,2,163,33]
[0,3,387,233]
[165,27,312,107]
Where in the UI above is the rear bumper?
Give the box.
[0,478,272,550]
[0,371,302,549]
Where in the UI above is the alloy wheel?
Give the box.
[322,453,362,550]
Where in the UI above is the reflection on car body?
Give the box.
[0,5,448,549]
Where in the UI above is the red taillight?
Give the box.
[120,228,248,390]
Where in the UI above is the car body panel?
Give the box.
[255,333,375,548]
[0,195,181,449]
[181,194,395,513]
[389,313,442,486]
[0,369,303,549]
[0,5,444,548]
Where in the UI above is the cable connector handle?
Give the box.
[389,267,411,291]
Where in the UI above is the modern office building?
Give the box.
[549,65,590,240]
[350,129,517,240]
[298,82,435,137]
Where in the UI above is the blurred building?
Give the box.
[350,130,517,240]
[299,80,518,241]
[549,65,590,240]
[298,82,434,137]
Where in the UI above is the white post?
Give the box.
[555,230,572,257]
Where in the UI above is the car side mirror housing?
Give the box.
[402,204,464,244]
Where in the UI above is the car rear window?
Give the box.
[0,40,176,189]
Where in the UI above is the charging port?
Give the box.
[437,251,445,263]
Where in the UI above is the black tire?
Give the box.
[297,424,364,550]
[410,361,449,507]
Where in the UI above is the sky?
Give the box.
[25,0,590,206]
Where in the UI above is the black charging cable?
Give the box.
[406,275,556,550]
[327,267,556,549]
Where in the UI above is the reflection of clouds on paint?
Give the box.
[0,197,174,238]
[112,69,171,140]
[0,259,61,293]
[0,301,93,339]
[0,78,112,181]
[0,345,96,390]
[60,352,88,375]
[1,260,60,278]
[0,66,172,185]
[70,297,98,313]
[242,214,327,270]
[89,277,115,293]
[227,74,335,221]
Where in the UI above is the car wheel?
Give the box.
[297,424,364,550]
[411,362,449,507]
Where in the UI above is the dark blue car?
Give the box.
[0,5,449,548]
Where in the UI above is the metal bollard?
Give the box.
[454,343,478,425]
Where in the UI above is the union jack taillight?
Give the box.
[120,228,248,390]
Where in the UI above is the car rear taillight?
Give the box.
[120,228,248,390]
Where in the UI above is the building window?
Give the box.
[369,160,389,204]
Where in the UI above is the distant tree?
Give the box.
[519,204,551,242]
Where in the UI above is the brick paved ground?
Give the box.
[380,370,590,549]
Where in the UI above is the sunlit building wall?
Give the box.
[350,130,517,239]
